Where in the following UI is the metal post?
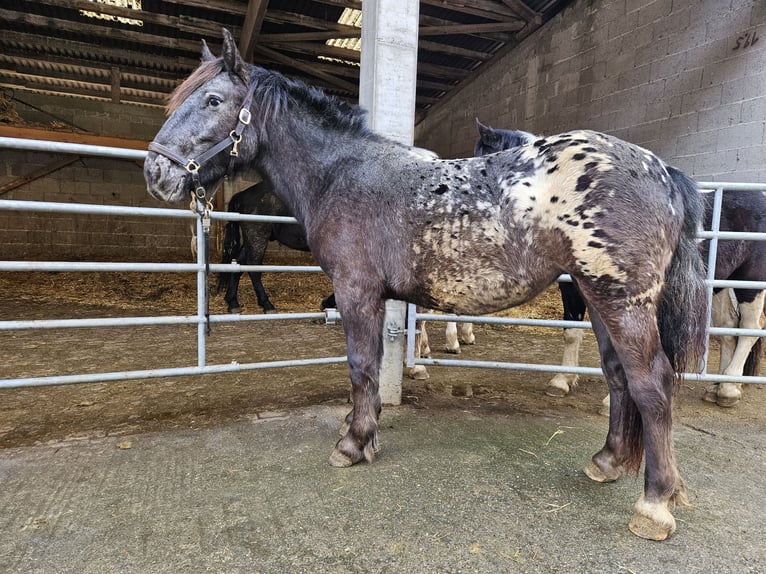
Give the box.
[359,0,420,405]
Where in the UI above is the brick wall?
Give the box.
[415,0,766,183]
[0,93,258,261]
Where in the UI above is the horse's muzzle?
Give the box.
[144,153,191,204]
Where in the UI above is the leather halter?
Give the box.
[148,81,258,204]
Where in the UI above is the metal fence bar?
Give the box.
[0,356,349,390]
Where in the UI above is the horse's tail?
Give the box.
[216,219,242,294]
[657,166,708,376]
[743,337,763,377]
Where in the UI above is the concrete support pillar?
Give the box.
[358,0,420,405]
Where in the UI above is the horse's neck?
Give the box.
[252,123,380,227]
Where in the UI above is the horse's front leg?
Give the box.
[330,296,385,467]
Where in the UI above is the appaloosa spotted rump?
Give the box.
[144,29,707,541]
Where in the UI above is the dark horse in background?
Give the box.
[475,122,766,409]
[145,30,708,540]
[217,181,335,313]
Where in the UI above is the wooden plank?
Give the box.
[0,126,149,151]
[111,67,120,104]
[419,21,525,36]
[252,46,359,93]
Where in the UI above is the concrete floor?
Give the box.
[0,401,764,574]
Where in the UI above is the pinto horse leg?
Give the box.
[704,290,738,403]
[716,290,765,407]
[547,282,587,397]
[459,322,475,345]
[409,318,430,380]
[445,321,460,354]
[330,294,385,467]
[586,307,685,540]
[546,328,585,397]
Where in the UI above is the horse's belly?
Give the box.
[422,266,552,315]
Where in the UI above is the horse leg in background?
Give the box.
[584,305,686,541]
[330,286,385,467]
[547,282,587,397]
[409,318,430,380]
[246,270,276,313]
[223,269,244,313]
[445,321,475,354]
[705,289,765,407]
[240,223,277,313]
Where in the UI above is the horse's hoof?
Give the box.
[628,500,676,541]
[228,307,242,314]
[545,384,569,397]
[409,365,429,380]
[264,309,277,314]
[444,345,461,354]
[329,448,360,467]
[583,460,623,483]
[703,384,720,404]
[628,513,674,541]
[716,395,740,408]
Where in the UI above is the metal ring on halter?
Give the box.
[185,159,201,173]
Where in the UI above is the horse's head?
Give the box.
[145,29,254,204]
[474,119,536,156]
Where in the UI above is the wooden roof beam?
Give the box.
[240,0,269,63]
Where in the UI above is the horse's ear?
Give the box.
[221,28,244,76]
[475,118,498,143]
[200,39,216,62]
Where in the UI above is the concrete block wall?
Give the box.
[415,0,766,183]
[1,93,232,261]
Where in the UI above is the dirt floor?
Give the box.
[1,252,764,450]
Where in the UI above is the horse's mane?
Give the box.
[166,60,224,115]
[167,59,377,140]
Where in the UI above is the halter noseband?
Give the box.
[148,81,258,205]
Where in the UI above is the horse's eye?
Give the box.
[208,96,222,108]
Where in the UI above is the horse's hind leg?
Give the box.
[547,282,587,397]
[585,305,685,540]
[715,290,765,407]
[248,271,276,313]
[409,318,430,380]
[459,321,475,345]
[547,328,585,397]
[224,271,243,313]
[704,289,738,404]
[330,291,385,467]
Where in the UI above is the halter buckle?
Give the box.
[194,185,207,200]
[184,159,201,173]
[238,108,252,125]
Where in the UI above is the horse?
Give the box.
[475,123,766,408]
[144,29,707,540]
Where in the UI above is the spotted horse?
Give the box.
[144,30,708,540]
[476,121,765,409]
